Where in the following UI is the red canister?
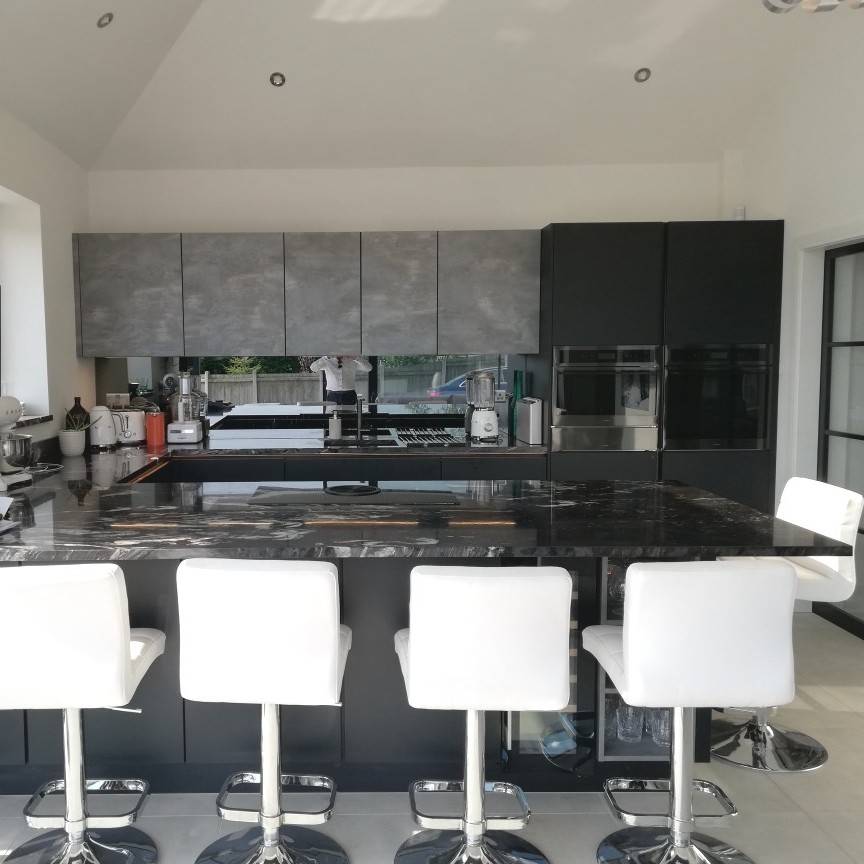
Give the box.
[145,411,166,448]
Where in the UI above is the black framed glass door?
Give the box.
[817,241,864,634]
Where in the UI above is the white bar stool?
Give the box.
[0,563,166,864]
[176,559,352,864]
[712,477,864,772]
[393,564,573,864]
[583,559,797,864]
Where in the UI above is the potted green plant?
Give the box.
[59,406,91,457]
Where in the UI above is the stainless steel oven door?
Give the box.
[551,365,659,450]
[551,424,659,451]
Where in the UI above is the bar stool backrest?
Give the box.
[405,565,572,711]
[777,477,863,595]
[177,559,345,705]
[0,563,133,709]
[620,560,796,709]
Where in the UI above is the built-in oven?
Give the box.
[663,344,773,450]
[551,346,660,451]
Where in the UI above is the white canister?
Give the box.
[328,411,342,440]
[89,406,115,449]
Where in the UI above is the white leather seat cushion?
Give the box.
[177,559,351,705]
[0,564,165,709]
[719,478,864,603]
[396,565,572,711]
[582,560,796,709]
[129,628,168,696]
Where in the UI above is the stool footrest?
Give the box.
[604,777,738,828]
[216,771,337,826]
[409,779,530,831]
[23,777,149,829]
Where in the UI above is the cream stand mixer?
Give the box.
[0,395,32,491]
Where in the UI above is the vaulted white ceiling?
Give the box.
[0,0,853,170]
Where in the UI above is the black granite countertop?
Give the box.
[0,457,850,562]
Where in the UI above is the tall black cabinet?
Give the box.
[535,220,784,512]
[533,223,665,482]
[661,220,783,512]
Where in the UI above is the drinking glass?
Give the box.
[650,708,671,747]
[616,703,644,743]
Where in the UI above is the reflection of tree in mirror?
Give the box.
[199,356,311,374]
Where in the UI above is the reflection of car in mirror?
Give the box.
[426,370,507,402]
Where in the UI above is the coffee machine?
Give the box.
[467,371,499,443]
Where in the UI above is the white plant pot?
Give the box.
[58,429,86,458]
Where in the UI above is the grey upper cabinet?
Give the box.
[182,233,286,356]
[361,232,437,355]
[76,233,183,357]
[437,230,540,354]
[285,233,360,354]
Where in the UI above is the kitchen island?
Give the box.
[0,466,849,796]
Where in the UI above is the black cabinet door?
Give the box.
[284,457,441,481]
[660,450,774,513]
[441,455,547,481]
[550,452,659,481]
[665,221,784,345]
[550,223,665,346]
[179,458,286,483]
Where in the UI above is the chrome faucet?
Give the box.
[356,395,365,440]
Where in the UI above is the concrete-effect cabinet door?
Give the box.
[285,232,361,354]
[437,230,540,354]
[76,233,184,357]
[182,233,286,356]
[361,232,437,355]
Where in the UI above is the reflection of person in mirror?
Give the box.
[622,375,647,410]
[310,355,371,405]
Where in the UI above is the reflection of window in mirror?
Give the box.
[188,354,510,407]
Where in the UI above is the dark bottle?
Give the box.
[65,396,90,430]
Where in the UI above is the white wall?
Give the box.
[0,106,90,441]
[743,18,864,496]
[86,163,723,232]
[0,191,49,414]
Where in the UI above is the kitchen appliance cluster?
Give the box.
[551,344,773,453]
[90,371,208,450]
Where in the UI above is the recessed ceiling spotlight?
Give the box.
[270,72,286,87]
[97,12,114,28]
[634,67,651,83]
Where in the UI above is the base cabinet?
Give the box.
[660,450,774,512]
[550,452,658,481]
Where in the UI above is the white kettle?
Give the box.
[89,406,115,449]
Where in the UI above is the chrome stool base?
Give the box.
[710,715,828,772]
[3,827,157,864]
[394,829,551,864]
[193,826,349,864]
[597,827,756,864]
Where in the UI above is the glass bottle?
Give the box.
[65,396,90,430]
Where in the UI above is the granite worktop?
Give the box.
[0,456,849,562]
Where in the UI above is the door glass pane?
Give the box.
[832,252,864,341]
[828,347,864,435]
[825,435,864,529]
